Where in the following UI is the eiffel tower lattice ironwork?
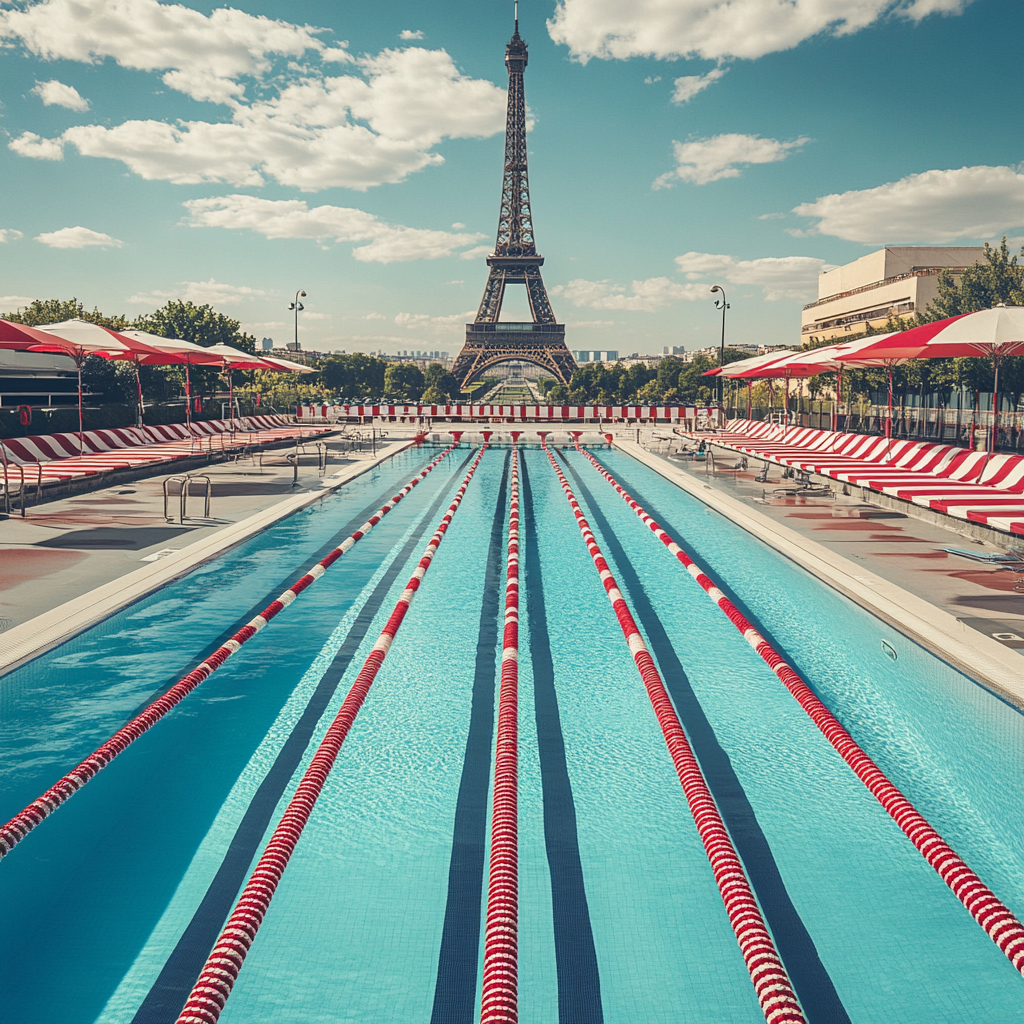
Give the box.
[451,16,576,391]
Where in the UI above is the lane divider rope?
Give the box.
[575,441,1024,977]
[176,445,489,1024]
[542,444,806,1024]
[481,445,520,1024]
[0,443,460,859]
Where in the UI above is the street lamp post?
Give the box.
[710,285,729,408]
[289,289,306,351]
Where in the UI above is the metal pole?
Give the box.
[289,289,307,352]
[711,285,728,407]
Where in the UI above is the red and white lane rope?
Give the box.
[481,445,520,1024]
[0,443,460,859]
[575,441,1024,977]
[542,445,806,1024]
[176,445,488,1024]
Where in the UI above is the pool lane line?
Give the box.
[481,445,521,1024]
[131,452,474,1024]
[0,442,460,860]
[519,455,604,1024]
[175,446,489,1024]
[575,443,1024,980]
[560,456,847,1024]
[432,450,510,1024]
[542,444,807,1024]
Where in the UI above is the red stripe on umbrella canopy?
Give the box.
[0,319,69,349]
[716,350,797,378]
[28,319,164,359]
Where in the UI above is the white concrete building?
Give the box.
[800,246,983,344]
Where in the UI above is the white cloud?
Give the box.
[364,312,388,320]
[35,226,122,248]
[655,133,809,187]
[18,47,506,191]
[3,3,505,191]
[671,67,726,104]
[792,164,1024,244]
[644,75,661,84]
[127,279,265,306]
[547,0,974,62]
[0,295,36,309]
[459,244,492,261]
[31,79,90,110]
[675,251,832,300]
[394,310,475,334]
[0,0,327,105]
[9,131,65,160]
[568,319,617,328]
[400,29,425,40]
[184,194,484,263]
[0,229,24,244]
[552,277,706,311]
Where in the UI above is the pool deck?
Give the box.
[0,433,418,675]
[617,437,1024,708]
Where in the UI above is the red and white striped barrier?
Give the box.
[577,442,1024,977]
[297,404,720,424]
[481,445,520,1024]
[543,444,806,1024]
[176,446,489,1024]
[0,443,460,859]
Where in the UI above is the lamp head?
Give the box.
[299,290,307,297]
[710,285,722,294]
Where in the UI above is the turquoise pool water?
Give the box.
[1,444,1022,1024]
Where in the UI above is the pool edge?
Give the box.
[0,440,418,679]
[616,439,1024,710]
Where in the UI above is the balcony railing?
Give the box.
[802,266,970,311]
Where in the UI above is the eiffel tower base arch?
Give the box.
[452,323,576,390]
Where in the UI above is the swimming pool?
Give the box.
[2,443,1022,1023]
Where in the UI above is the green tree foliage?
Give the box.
[422,362,459,402]
[383,361,425,401]
[321,353,388,400]
[927,239,1024,319]
[4,297,128,329]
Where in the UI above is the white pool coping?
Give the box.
[616,440,1024,709]
[0,440,417,678]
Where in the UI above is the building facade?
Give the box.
[800,246,983,344]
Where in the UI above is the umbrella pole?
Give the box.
[77,360,84,455]
[988,359,1001,465]
[746,380,752,419]
[185,363,192,430]
[228,368,234,433]
[136,363,144,430]
[834,368,842,433]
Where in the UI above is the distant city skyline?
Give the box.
[1,0,1022,357]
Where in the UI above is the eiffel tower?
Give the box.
[451,11,576,391]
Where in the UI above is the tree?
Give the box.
[2,297,127,329]
[927,239,1024,320]
[383,361,425,401]
[423,362,459,400]
[321,353,387,400]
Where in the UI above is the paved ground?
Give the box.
[0,436,405,631]
[651,444,1024,656]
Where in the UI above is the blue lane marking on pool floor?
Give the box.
[521,457,604,1024]
[562,455,851,1024]
[132,452,474,1024]
[430,450,510,1024]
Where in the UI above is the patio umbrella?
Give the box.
[259,354,316,373]
[833,332,910,440]
[713,350,797,421]
[201,344,275,423]
[844,306,1024,452]
[761,334,900,432]
[118,329,222,430]
[29,319,163,453]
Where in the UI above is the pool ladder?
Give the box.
[163,473,212,523]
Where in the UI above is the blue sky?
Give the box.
[1,0,1022,357]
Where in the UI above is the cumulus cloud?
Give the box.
[400,29,425,40]
[2,3,505,191]
[675,251,832,300]
[0,229,24,244]
[31,78,90,110]
[0,295,37,309]
[792,164,1024,244]
[35,226,122,248]
[184,194,484,263]
[552,277,706,311]
[655,133,809,187]
[671,67,726,103]
[9,131,65,160]
[0,0,327,105]
[547,0,974,62]
[127,279,265,306]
